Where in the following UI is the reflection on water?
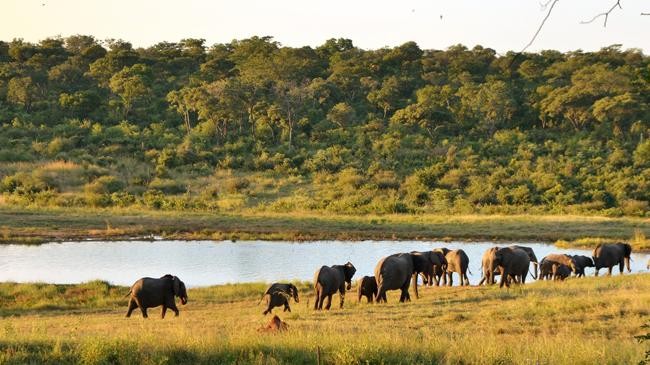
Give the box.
[0,240,648,287]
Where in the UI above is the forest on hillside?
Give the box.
[0,36,648,216]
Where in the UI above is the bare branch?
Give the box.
[520,0,560,53]
[580,0,622,27]
[642,12,650,16]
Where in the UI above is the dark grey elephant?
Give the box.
[571,255,595,277]
[509,245,538,279]
[478,246,500,285]
[125,274,188,318]
[554,264,572,280]
[592,242,632,276]
[539,254,577,280]
[411,250,447,289]
[357,276,378,303]
[313,262,356,310]
[259,283,299,315]
[493,247,530,288]
[436,248,470,286]
[374,253,416,303]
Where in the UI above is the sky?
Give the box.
[0,0,648,53]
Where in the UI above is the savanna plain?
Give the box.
[1,274,649,364]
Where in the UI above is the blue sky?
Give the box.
[1,0,648,52]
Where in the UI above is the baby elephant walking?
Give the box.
[357,276,378,303]
[260,283,299,315]
[125,274,188,318]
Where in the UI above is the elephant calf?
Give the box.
[260,283,299,315]
[126,274,188,318]
[539,254,577,281]
[357,276,378,303]
[571,255,595,277]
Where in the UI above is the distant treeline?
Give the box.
[0,36,648,215]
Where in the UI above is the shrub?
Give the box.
[141,189,165,209]
[148,178,186,195]
[84,176,125,194]
[620,199,649,217]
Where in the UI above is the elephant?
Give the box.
[259,283,299,315]
[539,254,577,280]
[357,276,378,303]
[647,258,650,270]
[437,248,470,286]
[374,252,417,303]
[571,255,595,277]
[313,262,356,310]
[493,247,530,288]
[592,242,632,276]
[411,250,447,289]
[125,274,188,318]
[509,245,538,279]
[478,246,500,285]
[554,264,572,281]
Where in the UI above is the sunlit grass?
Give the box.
[0,275,648,364]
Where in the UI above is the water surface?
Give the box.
[0,240,648,287]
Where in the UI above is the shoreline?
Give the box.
[0,206,648,250]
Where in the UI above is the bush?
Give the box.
[148,178,186,195]
[84,176,125,194]
[620,199,649,217]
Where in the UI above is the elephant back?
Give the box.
[375,253,414,289]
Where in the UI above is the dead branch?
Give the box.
[520,0,560,53]
[580,0,622,27]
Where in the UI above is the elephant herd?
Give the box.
[122,242,634,318]
[264,242,634,314]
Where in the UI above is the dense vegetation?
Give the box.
[1,275,649,364]
[0,36,649,216]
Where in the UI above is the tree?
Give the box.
[109,64,152,118]
[327,102,356,129]
[7,76,36,110]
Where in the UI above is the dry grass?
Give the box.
[0,275,649,364]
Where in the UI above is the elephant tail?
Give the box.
[124,289,132,298]
[257,292,269,305]
[467,268,474,276]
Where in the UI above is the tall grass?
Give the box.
[1,275,648,364]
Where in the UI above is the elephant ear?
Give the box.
[172,276,180,296]
[344,262,356,281]
[621,243,632,258]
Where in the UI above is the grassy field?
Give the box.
[1,275,649,364]
[0,206,649,250]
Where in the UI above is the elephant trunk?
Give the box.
[532,262,538,280]
[180,296,188,305]
[625,257,631,273]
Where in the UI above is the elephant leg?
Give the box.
[339,292,345,309]
[607,266,613,276]
[169,303,179,317]
[125,298,137,318]
[499,268,508,288]
[314,288,321,310]
[161,306,167,319]
[463,272,470,286]
[594,267,599,277]
[140,306,148,318]
[521,272,527,284]
[447,273,453,287]
[284,302,291,312]
[324,295,332,310]
[619,260,624,274]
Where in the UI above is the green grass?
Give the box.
[0,206,649,250]
[0,275,649,364]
